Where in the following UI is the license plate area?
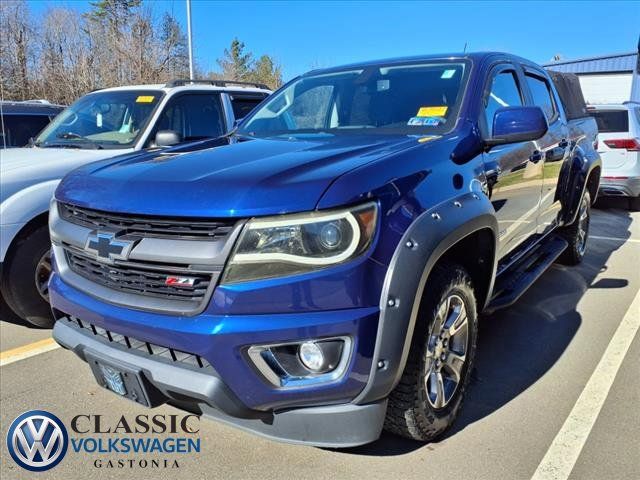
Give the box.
[86,352,160,407]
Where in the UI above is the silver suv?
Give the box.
[589,101,640,210]
[1,79,270,326]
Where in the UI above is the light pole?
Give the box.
[186,0,194,79]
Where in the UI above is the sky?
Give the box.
[28,0,640,81]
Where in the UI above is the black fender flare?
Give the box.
[561,144,602,226]
[354,191,498,404]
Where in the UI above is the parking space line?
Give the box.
[0,338,60,367]
[591,235,640,243]
[531,288,640,480]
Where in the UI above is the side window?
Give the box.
[231,95,265,121]
[2,115,51,147]
[484,71,523,136]
[525,73,557,122]
[154,94,225,142]
[289,85,334,129]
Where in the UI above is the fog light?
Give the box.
[298,342,325,372]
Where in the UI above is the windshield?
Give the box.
[239,60,469,137]
[35,90,163,149]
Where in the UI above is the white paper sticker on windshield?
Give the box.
[441,69,456,79]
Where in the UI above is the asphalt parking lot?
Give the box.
[1,198,638,480]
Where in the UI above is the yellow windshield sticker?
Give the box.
[417,106,448,117]
[136,95,155,103]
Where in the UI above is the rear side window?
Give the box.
[525,73,557,121]
[590,110,629,133]
[1,114,51,147]
[484,71,523,136]
[230,96,265,121]
[634,108,640,126]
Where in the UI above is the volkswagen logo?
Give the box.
[6,410,68,472]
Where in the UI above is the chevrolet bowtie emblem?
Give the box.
[85,231,135,264]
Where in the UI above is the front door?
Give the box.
[482,65,544,258]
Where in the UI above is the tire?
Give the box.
[384,262,478,441]
[558,191,591,266]
[1,225,54,328]
[629,196,640,212]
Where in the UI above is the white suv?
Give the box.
[589,102,640,210]
[1,79,270,325]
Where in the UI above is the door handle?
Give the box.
[530,150,543,163]
[546,146,566,162]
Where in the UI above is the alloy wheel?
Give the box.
[425,294,469,409]
[34,249,52,302]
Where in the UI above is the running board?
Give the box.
[486,235,568,312]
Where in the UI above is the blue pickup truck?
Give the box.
[50,52,600,447]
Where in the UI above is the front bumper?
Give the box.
[50,271,385,446]
[53,319,386,447]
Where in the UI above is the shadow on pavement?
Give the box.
[341,203,633,457]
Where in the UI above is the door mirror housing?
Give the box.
[155,130,182,147]
[485,106,548,148]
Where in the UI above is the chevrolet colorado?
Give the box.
[50,53,600,447]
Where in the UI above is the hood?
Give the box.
[56,136,417,218]
[1,147,130,204]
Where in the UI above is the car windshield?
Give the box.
[239,60,469,138]
[35,90,163,149]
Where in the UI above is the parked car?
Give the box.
[0,100,64,148]
[588,102,640,210]
[49,53,600,447]
[1,79,270,326]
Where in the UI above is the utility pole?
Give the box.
[186,0,194,79]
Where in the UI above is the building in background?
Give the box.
[544,48,639,105]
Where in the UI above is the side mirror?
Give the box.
[485,106,548,148]
[155,130,182,147]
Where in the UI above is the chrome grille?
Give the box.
[59,202,235,239]
[64,247,212,303]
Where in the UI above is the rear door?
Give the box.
[521,67,570,234]
[481,64,543,258]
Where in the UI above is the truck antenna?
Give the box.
[463,42,468,53]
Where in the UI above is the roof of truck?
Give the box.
[304,52,538,76]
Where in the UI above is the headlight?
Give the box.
[222,202,377,283]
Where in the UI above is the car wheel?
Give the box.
[1,225,54,328]
[629,196,640,212]
[558,191,591,266]
[384,261,478,441]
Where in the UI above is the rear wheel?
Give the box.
[558,191,591,266]
[1,225,54,328]
[384,262,478,441]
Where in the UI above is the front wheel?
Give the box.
[558,191,591,266]
[1,225,54,328]
[384,262,478,441]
